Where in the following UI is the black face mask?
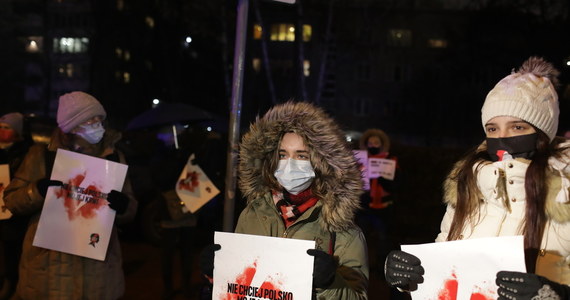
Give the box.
[486,133,538,162]
[368,147,381,155]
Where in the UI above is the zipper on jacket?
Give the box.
[283,230,288,238]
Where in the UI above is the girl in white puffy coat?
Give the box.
[385,57,570,300]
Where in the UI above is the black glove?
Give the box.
[496,271,570,300]
[36,179,63,198]
[107,190,129,214]
[200,244,221,278]
[307,249,337,289]
[384,250,424,290]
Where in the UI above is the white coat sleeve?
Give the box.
[435,204,455,242]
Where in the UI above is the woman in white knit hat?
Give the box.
[384,57,570,299]
[3,91,137,300]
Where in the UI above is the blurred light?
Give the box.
[185,36,192,44]
[207,126,212,132]
[566,60,570,66]
[346,136,352,142]
[152,99,160,108]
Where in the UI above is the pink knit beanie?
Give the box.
[0,112,24,137]
[57,91,106,133]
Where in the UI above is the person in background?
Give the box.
[0,112,33,300]
[385,57,570,299]
[4,91,137,300]
[201,101,369,299]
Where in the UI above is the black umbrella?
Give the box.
[126,103,214,131]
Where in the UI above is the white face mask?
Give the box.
[274,158,315,195]
[75,122,105,144]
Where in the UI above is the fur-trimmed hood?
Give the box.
[238,101,363,232]
[443,140,570,223]
[359,128,390,153]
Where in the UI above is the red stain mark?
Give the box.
[178,171,200,192]
[438,271,458,300]
[221,261,283,300]
[436,271,495,300]
[55,172,107,221]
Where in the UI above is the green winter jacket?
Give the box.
[236,102,369,300]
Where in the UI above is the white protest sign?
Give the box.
[368,158,396,180]
[402,236,526,300]
[353,150,370,190]
[0,164,12,220]
[33,149,128,261]
[175,154,220,213]
[213,231,315,300]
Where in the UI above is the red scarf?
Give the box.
[272,189,319,228]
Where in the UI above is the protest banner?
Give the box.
[33,149,128,261]
[0,164,11,220]
[175,154,220,213]
[213,231,315,300]
[368,157,396,180]
[401,236,526,300]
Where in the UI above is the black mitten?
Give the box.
[107,190,129,214]
[36,179,63,198]
[384,250,424,290]
[496,271,570,300]
[307,249,337,289]
[199,244,221,278]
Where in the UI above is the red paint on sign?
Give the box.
[438,271,458,300]
[178,171,200,192]
[55,172,107,221]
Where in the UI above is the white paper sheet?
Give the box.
[401,236,526,300]
[175,154,220,213]
[0,164,12,220]
[33,149,128,261]
[213,231,315,300]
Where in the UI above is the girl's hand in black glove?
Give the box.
[36,179,63,198]
[107,190,128,214]
[307,249,337,289]
[496,271,570,300]
[385,250,424,290]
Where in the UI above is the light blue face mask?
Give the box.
[76,122,105,144]
[274,158,316,195]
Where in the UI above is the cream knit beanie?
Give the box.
[57,91,106,133]
[481,57,560,141]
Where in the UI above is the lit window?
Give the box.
[145,16,155,28]
[57,63,75,78]
[53,37,89,53]
[123,72,130,83]
[427,39,447,48]
[303,60,310,77]
[252,58,261,73]
[269,24,312,42]
[26,36,43,53]
[115,47,122,58]
[124,50,131,61]
[387,29,412,47]
[253,24,262,40]
[302,25,312,42]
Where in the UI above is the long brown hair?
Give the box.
[447,130,568,252]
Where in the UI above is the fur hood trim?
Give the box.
[238,101,363,232]
[359,128,390,153]
[443,141,570,223]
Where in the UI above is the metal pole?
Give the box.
[223,0,249,232]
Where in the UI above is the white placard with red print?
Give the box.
[401,236,526,300]
[213,231,315,300]
[33,149,128,261]
[175,154,219,213]
[0,164,12,220]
